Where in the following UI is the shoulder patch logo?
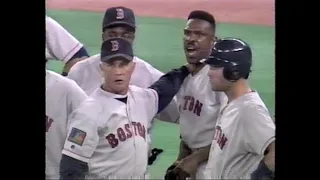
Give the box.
[67,128,87,146]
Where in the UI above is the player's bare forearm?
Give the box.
[62,46,90,74]
[263,141,275,172]
[185,144,211,165]
[177,140,192,161]
[170,144,211,178]
[63,57,88,74]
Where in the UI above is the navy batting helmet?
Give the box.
[205,37,252,82]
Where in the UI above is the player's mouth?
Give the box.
[186,46,198,55]
[114,79,123,84]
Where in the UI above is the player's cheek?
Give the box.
[107,73,116,82]
[208,69,215,78]
[209,71,219,82]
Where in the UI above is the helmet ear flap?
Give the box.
[223,64,241,82]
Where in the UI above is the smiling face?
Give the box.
[183,19,215,64]
[100,58,135,94]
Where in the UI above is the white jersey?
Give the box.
[177,65,227,179]
[67,54,180,150]
[46,70,87,179]
[205,91,275,179]
[46,16,84,63]
[62,86,159,178]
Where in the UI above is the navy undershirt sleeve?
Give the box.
[59,154,88,180]
[62,47,89,76]
[149,66,189,113]
[68,47,89,61]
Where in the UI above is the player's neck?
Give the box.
[102,83,128,96]
[225,80,252,102]
[191,63,206,76]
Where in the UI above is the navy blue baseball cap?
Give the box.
[102,6,136,31]
[100,38,134,62]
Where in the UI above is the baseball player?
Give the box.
[165,11,227,180]
[59,38,194,179]
[204,38,275,179]
[46,16,89,76]
[45,59,88,179]
[67,6,180,164]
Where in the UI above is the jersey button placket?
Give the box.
[126,96,137,175]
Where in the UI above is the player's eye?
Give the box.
[122,33,134,39]
[120,61,130,67]
[184,30,191,36]
[107,33,117,38]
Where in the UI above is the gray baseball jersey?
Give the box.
[205,91,275,179]
[46,70,87,179]
[45,16,84,62]
[177,65,227,149]
[176,65,227,179]
[62,85,159,178]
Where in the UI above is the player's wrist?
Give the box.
[187,145,211,165]
[185,153,202,166]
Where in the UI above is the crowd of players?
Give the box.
[45,6,275,180]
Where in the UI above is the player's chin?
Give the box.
[186,55,201,64]
[210,84,223,91]
[112,82,127,91]
[186,59,199,64]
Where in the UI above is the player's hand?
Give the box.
[166,160,180,173]
[164,161,182,180]
[173,156,198,178]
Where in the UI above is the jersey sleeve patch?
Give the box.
[67,128,87,146]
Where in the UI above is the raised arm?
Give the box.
[45,16,89,75]
[155,96,180,123]
[142,59,180,123]
[149,65,190,114]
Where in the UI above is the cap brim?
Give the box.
[104,21,136,29]
[101,54,134,62]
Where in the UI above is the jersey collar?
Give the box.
[98,86,128,99]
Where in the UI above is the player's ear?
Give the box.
[102,32,107,42]
[211,36,217,45]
